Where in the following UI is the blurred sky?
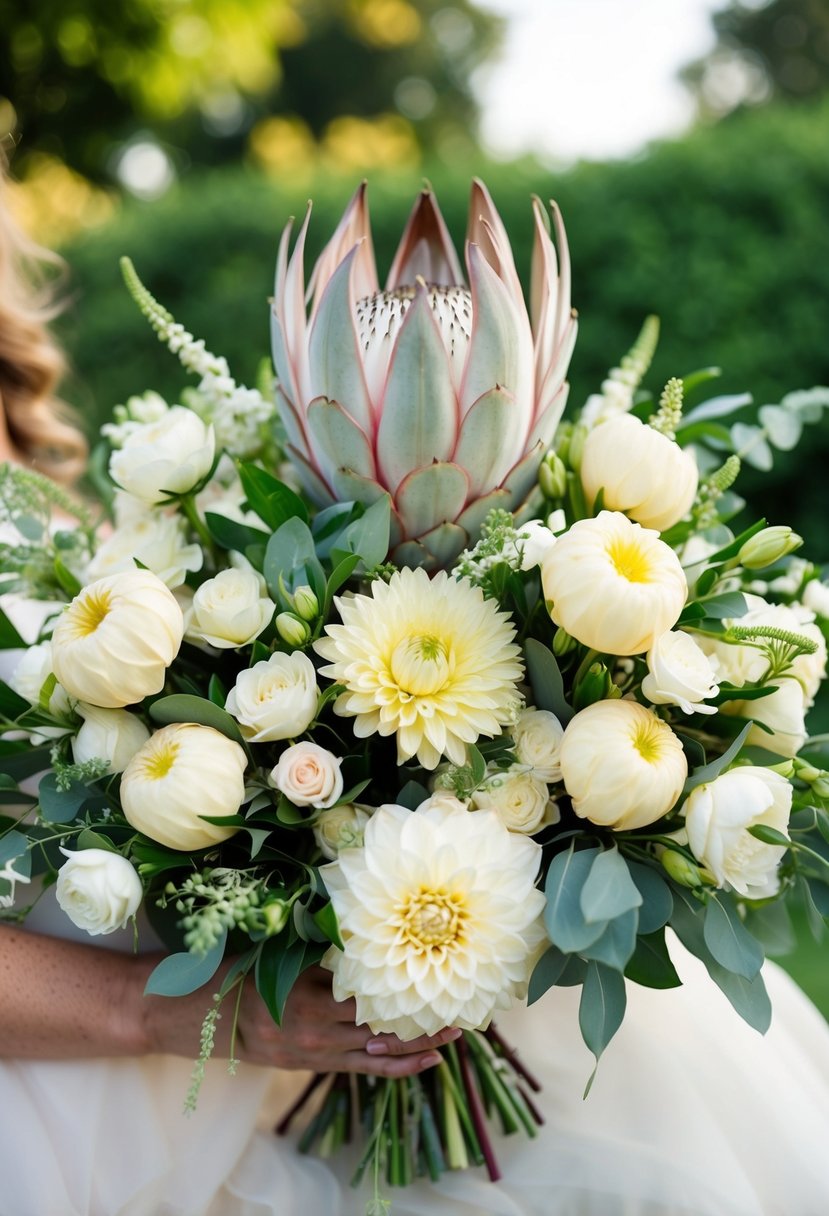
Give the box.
[475,0,724,163]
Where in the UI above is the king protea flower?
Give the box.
[271,181,577,568]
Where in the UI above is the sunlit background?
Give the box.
[2,0,828,1004]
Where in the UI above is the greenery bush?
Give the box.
[58,97,829,552]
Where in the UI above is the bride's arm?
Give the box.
[0,927,456,1073]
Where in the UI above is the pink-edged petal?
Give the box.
[270,310,300,411]
[308,182,378,320]
[386,189,464,290]
[416,521,467,568]
[452,386,515,496]
[284,444,335,506]
[466,179,524,305]
[375,282,457,493]
[500,440,546,508]
[535,317,578,418]
[275,385,311,461]
[282,204,313,406]
[529,196,557,384]
[550,201,573,349]
[455,488,513,539]
[527,381,570,452]
[308,245,374,434]
[307,397,377,486]
[395,462,469,539]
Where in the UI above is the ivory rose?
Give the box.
[642,631,720,715]
[511,707,564,782]
[72,705,151,774]
[187,567,275,649]
[470,768,559,835]
[109,405,215,504]
[313,803,372,860]
[270,742,344,809]
[55,849,143,936]
[225,651,318,742]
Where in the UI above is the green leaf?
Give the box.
[0,740,54,781]
[0,607,25,649]
[807,878,829,917]
[396,780,429,811]
[703,520,767,565]
[468,744,486,786]
[336,495,392,569]
[528,944,570,1005]
[325,553,361,602]
[255,935,324,1026]
[580,847,643,924]
[237,462,309,530]
[682,722,752,794]
[747,824,790,847]
[578,961,627,1074]
[149,694,245,745]
[144,933,227,997]
[53,556,81,597]
[680,391,753,426]
[0,676,30,717]
[580,908,638,971]
[0,829,28,867]
[207,673,226,707]
[627,861,673,934]
[706,960,772,1033]
[544,845,608,953]
[38,772,90,823]
[759,404,802,451]
[624,929,682,989]
[524,638,573,724]
[732,423,773,471]
[697,592,747,620]
[204,511,270,553]
[703,896,764,980]
[263,517,323,600]
[76,828,120,853]
[313,901,343,949]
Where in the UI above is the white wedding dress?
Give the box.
[2,594,829,1216]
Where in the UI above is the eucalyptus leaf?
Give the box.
[703,896,764,979]
[38,772,90,823]
[144,933,227,997]
[758,404,802,450]
[732,423,773,471]
[0,609,25,650]
[528,944,570,1005]
[149,695,245,745]
[626,861,674,934]
[680,392,753,425]
[544,846,608,953]
[624,929,682,989]
[580,908,638,971]
[682,722,752,794]
[578,961,627,1075]
[396,781,430,811]
[0,829,28,867]
[336,495,392,568]
[524,638,573,724]
[580,848,642,924]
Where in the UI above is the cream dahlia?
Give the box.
[322,800,546,1040]
[314,567,523,769]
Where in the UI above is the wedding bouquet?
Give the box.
[3,180,829,1205]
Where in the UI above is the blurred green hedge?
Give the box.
[58,97,829,552]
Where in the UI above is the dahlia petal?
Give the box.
[386,189,464,290]
[308,247,374,434]
[395,462,469,540]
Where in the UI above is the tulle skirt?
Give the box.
[2,936,829,1216]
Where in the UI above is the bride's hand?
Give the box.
[139,962,459,1076]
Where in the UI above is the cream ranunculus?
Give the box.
[559,699,688,830]
[109,406,215,504]
[225,651,318,742]
[187,567,275,649]
[86,512,203,589]
[541,511,687,656]
[314,803,372,859]
[642,630,720,716]
[51,571,184,708]
[580,413,699,532]
[72,705,151,774]
[55,848,143,935]
[120,723,246,851]
[470,767,559,834]
[683,766,792,898]
[322,800,546,1039]
[270,742,344,809]
[511,707,564,782]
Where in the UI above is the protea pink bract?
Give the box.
[271,180,577,568]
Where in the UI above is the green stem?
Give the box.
[179,494,216,561]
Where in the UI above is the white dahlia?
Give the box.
[314,567,523,769]
[322,800,546,1040]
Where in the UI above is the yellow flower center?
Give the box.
[396,888,467,951]
[606,536,653,583]
[69,587,113,637]
[390,634,451,696]
[631,718,665,764]
[141,741,180,780]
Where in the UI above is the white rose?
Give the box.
[270,742,344,809]
[109,406,215,504]
[225,651,318,742]
[314,803,372,859]
[10,642,71,716]
[683,767,792,898]
[512,708,564,782]
[803,579,829,620]
[560,699,687,830]
[51,571,184,708]
[187,568,275,649]
[72,705,151,774]
[470,767,559,835]
[541,511,687,656]
[55,848,143,935]
[580,413,699,532]
[506,521,557,571]
[121,722,246,851]
[642,631,720,715]
[86,513,203,589]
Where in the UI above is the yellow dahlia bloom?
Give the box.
[314,567,523,769]
[541,511,687,656]
[322,800,546,1040]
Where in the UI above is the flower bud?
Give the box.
[539,451,567,500]
[263,899,290,935]
[292,585,320,621]
[738,527,803,571]
[553,626,577,656]
[572,662,614,711]
[567,423,588,473]
[792,759,818,782]
[812,776,829,801]
[659,848,704,889]
[276,612,311,647]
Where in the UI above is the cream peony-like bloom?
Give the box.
[803,579,829,620]
[559,699,687,830]
[580,413,699,532]
[270,742,343,809]
[86,512,203,589]
[72,705,150,774]
[322,800,546,1040]
[314,567,523,770]
[187,567,275,649]
[314,803,372,860]
[642,631,720,716]
[121,723,246,851]
[51,571,184,708]
[512,707,564,782]
[109,406,215,505]
[225,651,318,742]
[55,848,143,935]
[723,679,807,759]
[541,511,687,656]
[470,767,559,834]
[10,641,72,717]
[683,767,792,898]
